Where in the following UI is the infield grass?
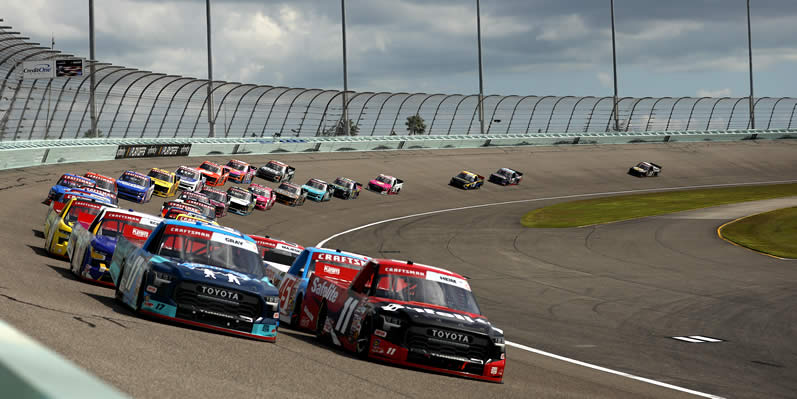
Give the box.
[521,183,797,228]
[719,207,797,259]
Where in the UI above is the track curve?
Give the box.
[1,141,795,398]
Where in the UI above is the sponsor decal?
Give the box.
[122,225,152,241]
[426,271,471,290]
[62,175,92,184]
[322,265,340,275]
[115,144,192,159]
[210,232,258,253]
[383,266,425,278]
[165,225,212,240]
[198,285,240,301]
[106,212,143,223]
[200,268,242,285]
[74,201,103,210]
[309,278,340,303]
[146,285,157,294]
[374,329,387,338]
[429,329,470,344]
[312,252,367,267]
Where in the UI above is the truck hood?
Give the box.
[301,186,325,195]
[375,300,498,337]
[116,180,147,192]
[153,258,278,295]
[369,180,391,189]
[274,189,299,199]
[229,197,251,206]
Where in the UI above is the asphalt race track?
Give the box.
[1,141,795,399]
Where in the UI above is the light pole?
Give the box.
[88,0,97,138]
[746,0,755,129]
[341,0,349,136]
[476,0,485,135]
[205,0,216,137]
[610,0,619,132]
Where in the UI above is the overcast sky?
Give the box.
[5,0,797,97]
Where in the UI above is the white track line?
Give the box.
[313,179,797,398]
[506,341,724,399]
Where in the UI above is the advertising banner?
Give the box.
[22,60,55,79]
[115,144,192,159]
[56,59,84,77]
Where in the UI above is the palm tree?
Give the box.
[405,115,426,135]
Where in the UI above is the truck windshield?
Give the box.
[156,226,262,277]
[373,274,481,315]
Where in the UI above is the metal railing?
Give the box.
[1,23,795,141]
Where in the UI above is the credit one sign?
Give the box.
[22,61,55,79]
[22,58,85,79]
[115,144,192,159]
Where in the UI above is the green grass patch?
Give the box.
[720,207,797,259]
[521,183,797,228]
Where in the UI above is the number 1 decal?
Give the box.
[335,297,358,333]
[386,347,396,356]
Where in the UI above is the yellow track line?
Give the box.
[716,214,789,260]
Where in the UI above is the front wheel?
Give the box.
[355,317,372,359]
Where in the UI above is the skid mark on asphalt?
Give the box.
[0,293,131,329]
[73,316,97,328]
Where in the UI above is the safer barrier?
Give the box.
[1,129,795,171]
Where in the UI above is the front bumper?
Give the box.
[117,188,148,203]
[138,278,278,342]
[368,182,389,194]
[77,251,115,286]
[228,202,253,215]
[153,184,173,197]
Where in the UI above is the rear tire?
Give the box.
[355,317,372,359]
[289,296,302,328]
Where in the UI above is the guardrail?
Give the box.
[1,129,795,171]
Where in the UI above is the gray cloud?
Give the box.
[3,0,797,97]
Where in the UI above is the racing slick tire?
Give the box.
[355,317,373,359]
[315,303,330,345]
[289,296,303,328]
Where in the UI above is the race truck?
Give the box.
[273,182,306,207]
[84,172,119,204]
[226,187,256,216]
[301,178,334,202]
[110,220,280,341]
[116,171,155,203]
[256,160,295,183]
[169,191,216,220]
[266,247,368,327]
[628,161,662,177]
[200,187,229,218]
[161,205,205,220]
[249,235,304,282]
[147,168,180,197]
[449,171,485,190]
[368,174,403,195]
[67,208,162,286]
[300,259,506,383]
[161,195,216,221]
[224,159,256,184]
[488,168,523,186]
[330,177,362,200]
[175,166,205,193]
[248,183,276,210]
[198,161,228,187]
[45,174,95,205]
[44,198,112,258]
